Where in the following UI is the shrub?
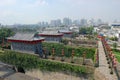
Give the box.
[0,50,94,75]
[42,42,95,60]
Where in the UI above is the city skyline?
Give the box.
[0,0,120,25]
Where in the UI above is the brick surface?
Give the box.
[97,41,117,80]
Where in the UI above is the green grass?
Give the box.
[112,49,120,62]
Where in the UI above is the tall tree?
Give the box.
[79,26,93,35]
[0,27,14,44]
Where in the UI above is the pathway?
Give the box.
[97,41,118,80]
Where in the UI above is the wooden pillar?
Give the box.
[52,48,55,60]
[44,47,47,59]
[83,52,86,65]
[61,49,64,61]
[71,49,74,63]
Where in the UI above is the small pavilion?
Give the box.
[38,31,63,43]
[7,33,44,56]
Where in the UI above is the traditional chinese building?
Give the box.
[58,30,72,38]
[7,33,44,55]
[38,31,63,43]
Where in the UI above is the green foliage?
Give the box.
[71,32,79,38]
[61,39,68,45]
[113,43,117,50]
[109,37,118,41]
[79,27,94,35]
[112,49,120,62]
[0,27,14,44]
[42,42,95,60]
[0,50,94,75]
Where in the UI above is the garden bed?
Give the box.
[112,49,120,63]
[42,42,96,61]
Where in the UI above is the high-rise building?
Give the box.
[63,18,72,26]
[38,21,48,27]
[50,20,56,27]
[97,19,103,25]
[73,20,80,26]
[56,19,62,26]
[50,19,62,27]
[88,19,95,26]
[80,19,87,26]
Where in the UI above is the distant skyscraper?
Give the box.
[88,19,95,26]
[73,20,80,25]
[63,17,72,26]
[97,19,102,25]
[39,21,48,27]
[56,19,62,26]
[50,19,62,27]
[80,19,87,26]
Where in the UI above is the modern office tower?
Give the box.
[50,19,62,27]
[80,19,87,26]
[73,20,80,26]
[63,17,72,26]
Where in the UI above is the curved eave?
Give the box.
[7,39,44,44]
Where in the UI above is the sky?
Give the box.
[0,0,120,25]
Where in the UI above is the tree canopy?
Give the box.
[79,27,94,35]
[0,27,14,44]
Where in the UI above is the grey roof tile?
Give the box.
[7,33,44,41]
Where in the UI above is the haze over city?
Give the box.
[0,0,120,25]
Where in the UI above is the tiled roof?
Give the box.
[39,31,63,35]
[7,33,44,41]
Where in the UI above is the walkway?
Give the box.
[97,41,118,80]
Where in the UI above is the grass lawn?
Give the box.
[0,49,4,53]
[112,49,120,63]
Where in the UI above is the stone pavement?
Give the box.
[97,41,118,80]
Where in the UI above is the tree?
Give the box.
[71,32,79,38]
[109,37,118,41]
[79,26,94,35]
[61,39,68,45]
[0,27,14,44]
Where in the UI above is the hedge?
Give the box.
[42,42,95,60]
[0,50,94,75]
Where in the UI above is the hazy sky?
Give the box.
[0,0,120,25]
